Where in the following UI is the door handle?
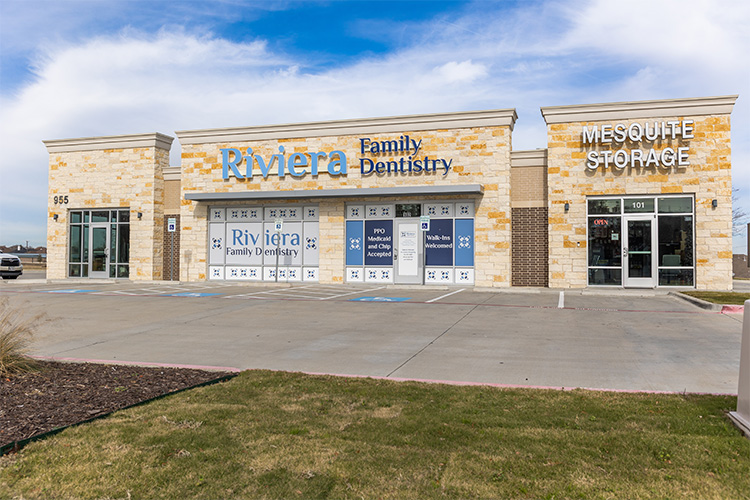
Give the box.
[623,247,628,257]
[394,248,398,259]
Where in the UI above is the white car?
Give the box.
[0,253,23,279]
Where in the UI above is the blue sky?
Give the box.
[0,0,748,251]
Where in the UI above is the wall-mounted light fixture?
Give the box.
[564,202,570,213]
[137,212,143,219]
[712,199,718,208]
[53,214,58,221]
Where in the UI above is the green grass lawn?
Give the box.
[2,371,748,499]
[680,291,750,305]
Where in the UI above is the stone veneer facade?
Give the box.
[541,96,737,290]
[44,133,173,280]
[43,96,738,289]
[175,110,517,286]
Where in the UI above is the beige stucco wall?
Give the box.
[545,114,733,290]
[45,136,172,280]
[178,125,513,286]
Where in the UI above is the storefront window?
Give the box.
[207,204,319,283]
[118,224,130,263]
[588,217,621,267]
[589,268,622,286]
[91,211,108,222]
[658,216,693,267]
[68,209,129,278]
[659,269,694,286]
[588,199,620,215]
[396,204,421,217]
[345,201,475,284]
[658,197,692,214]
[69,225,81,263]
[623,198,655,213]
[587,195,695,288]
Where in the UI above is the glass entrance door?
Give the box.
[89,223,110,278]
[623,215,656,288]
[394,220,422,284]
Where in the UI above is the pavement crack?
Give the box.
[386,303,482,378]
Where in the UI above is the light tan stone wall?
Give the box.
[179,126,512,285]
[46,145,170,280]
[546,115,733,290]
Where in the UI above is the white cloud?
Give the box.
[0,0,749,250]
[561,0,750,72]
[433,60,488,83]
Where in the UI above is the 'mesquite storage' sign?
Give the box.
[582,120,693,170]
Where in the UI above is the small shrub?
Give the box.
[0,297,40,377]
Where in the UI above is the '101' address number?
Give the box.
[53,195,69,204]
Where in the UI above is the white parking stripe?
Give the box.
[558,291,564,309]
[425,288,465,303]
[322,286,387,300]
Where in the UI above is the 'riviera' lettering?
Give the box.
[220,148,347,180]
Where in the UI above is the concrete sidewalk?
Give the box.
[0,282,743,394]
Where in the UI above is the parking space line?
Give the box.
[321,286,386,300]
[222,288,295,299]
[425,288,465,303]
[278,289,341,296]
[558,291,564,309]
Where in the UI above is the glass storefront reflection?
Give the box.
[658,215,693,267]
[588,217,621,267]
[587,196,694,287]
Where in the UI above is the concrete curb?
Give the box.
[301,370,737,396]
[668,291,722,311]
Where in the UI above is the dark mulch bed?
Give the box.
[0,361,234,451]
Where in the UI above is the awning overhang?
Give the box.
[184,184,484,202]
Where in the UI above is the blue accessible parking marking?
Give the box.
[43,289,99,294]
[349,296,411,302]
[161,292,223,297]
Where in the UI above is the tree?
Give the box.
[733,188,748,236]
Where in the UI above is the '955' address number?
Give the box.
[53,195,69,204]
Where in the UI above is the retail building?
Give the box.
[44,95,738,289]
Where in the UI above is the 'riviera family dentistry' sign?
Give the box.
[219,135,452,180]
[209,221,319,267]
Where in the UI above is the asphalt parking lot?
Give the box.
[0,279,744,394]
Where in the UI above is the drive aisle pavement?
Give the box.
[0,280,744,394]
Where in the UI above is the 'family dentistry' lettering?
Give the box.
[359,136,452,176]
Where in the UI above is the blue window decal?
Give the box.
[346,220,364,266]
[425,219,453,266]
[364,220,393,266]
[455,218,474,267]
